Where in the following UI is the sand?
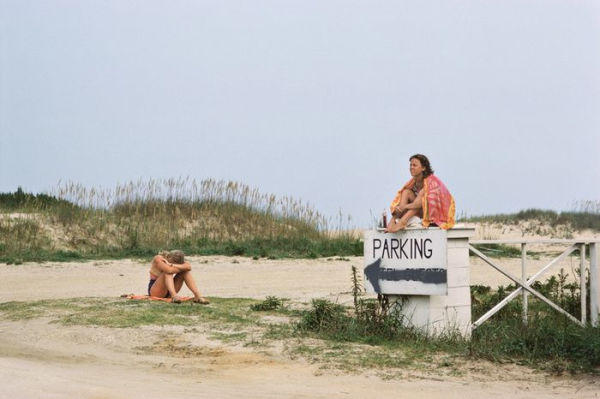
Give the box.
[1,255,599,398]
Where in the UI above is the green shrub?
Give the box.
[298,299,349,332]
[0,187,76,211]
[250,296,286,311]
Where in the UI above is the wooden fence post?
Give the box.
[590,242,599,327]
[521,243,528,325]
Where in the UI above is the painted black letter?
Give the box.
[382,239,391,259]
[424,238,433,259]
[373,239,382,258]
[414,238,423,258]
[399,239,408,259]
[391,238,400,258]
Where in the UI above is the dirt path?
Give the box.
[1,257,599,398]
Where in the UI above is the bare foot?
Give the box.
[193,297,210,305]
[386,219,407,233]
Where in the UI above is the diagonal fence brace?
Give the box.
[469,244,583,328]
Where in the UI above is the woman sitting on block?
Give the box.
[148,250,210,304]
[386,154,455,232]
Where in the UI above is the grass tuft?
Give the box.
[250,296,287,311]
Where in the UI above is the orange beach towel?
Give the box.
[123,294,194,303]
[390,174,455,230]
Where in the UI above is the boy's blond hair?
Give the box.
[166,250,185,264]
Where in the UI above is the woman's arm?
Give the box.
[395,190,424,212]
[151,255,181,274]
[171,261,192,272]
[404,190,424,210]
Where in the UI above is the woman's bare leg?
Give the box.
[387,190,415,232]
[389,186,427,232]
[397,209,419,229]
[393,190,413,214]
[387,209,420,232]
[174,271,210,304]
[399,188,414,207]
[149,273,178,299]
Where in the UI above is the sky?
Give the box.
[1,1,599,227]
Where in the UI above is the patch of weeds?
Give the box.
[471,243,522,258]
[136,336,227,359]
[356,346,415,370]
[0,300,48,320]
[250,296,287,311]
[0,297,261,329]
[210,331,248,343]
[243,332,267,348]
[286,338,422,375]
[296,299,349,333]
[263,322,296,340]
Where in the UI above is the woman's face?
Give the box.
[409,158,425,177]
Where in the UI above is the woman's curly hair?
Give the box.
[410,154,434,178]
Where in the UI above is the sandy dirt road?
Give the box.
[0,256,598,398]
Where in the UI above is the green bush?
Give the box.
[250,296,286,311]
[298,299,348,332]
[0,187,76,211]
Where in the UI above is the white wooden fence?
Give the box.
[468,239,599,329]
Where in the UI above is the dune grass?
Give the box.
[461,205,600,233]
[0,179,360,263]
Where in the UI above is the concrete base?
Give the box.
[388,228,474,338]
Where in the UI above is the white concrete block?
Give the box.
[447,238,469,249]
[448,247,470,268]
[447,266,470,288]
[382,229,475,338]
[429,286,471,308]
[389,295,430,329]
[429,305,472,337]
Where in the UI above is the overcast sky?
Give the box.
[1,1,599,227]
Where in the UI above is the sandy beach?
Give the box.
[1,254,599,398]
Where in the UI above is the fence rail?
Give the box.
[469,239,599,329]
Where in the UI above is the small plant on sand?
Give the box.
[296,269,414,343]
[250,296,287,311]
